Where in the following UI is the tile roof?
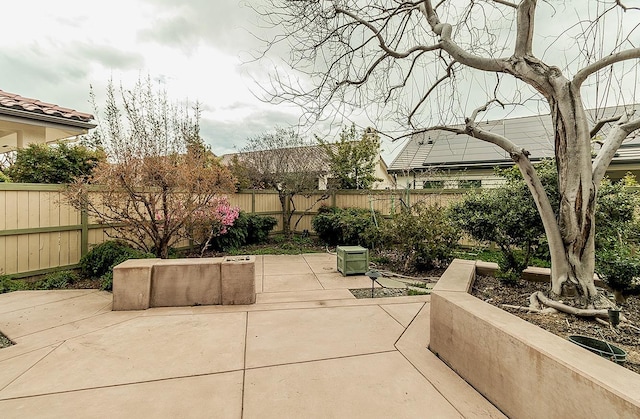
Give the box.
[0,89,94,123]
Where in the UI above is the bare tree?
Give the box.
[66,79,236,258]
[234,128,325,237]
[256,1,640,310]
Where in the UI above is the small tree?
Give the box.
[235,128,325,237]
[6,143,104,184]
[383,203,461,271]
[449,160,557,282]
[66,79,236,258]
[317,124,381,189]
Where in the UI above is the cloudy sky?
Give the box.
[0,0,356,158]
[1,1,638,163]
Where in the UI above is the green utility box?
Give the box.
[336,245,369,276]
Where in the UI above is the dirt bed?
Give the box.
[471,275,640,375]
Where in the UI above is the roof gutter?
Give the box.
[0,107,96,130]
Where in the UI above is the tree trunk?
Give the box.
[279,192,293,238]
[547,83,598,303]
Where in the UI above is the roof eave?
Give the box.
[0,107,96,130]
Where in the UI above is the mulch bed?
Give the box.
[471,275,640,375]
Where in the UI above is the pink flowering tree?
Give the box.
[187,196,240,256]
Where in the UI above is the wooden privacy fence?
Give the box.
[0,183,466,277]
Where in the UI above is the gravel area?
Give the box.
[350,288,411,298]
[471,275,640,375]
[0,332,13,349]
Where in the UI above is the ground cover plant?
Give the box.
[79,240,155,290]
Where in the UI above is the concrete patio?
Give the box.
[0,254,505,418]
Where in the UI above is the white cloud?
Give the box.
[0,0,307,157]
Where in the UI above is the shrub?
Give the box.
[208,212,277,251]
[595,176,640,303]
[100,272,114,291]
[5,142,104,184]
[312,206,382,248]
[37,270,79,290]
[247,214,277,244]
[448,162,556,282]
[311,206,342,245]
[0,172,10,183]
[79,241,155,288]
[382,203,460,271]
[209,211,250,251]
[596,244,640,304]
[0,275,29,294]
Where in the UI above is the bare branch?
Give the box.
[422,1,507,72]
[493,0,518,8]
[573,48,640,88]
[590,115,623,139]
[616,1,640,12]
[408,60,456,127]
[593,109,640,185]
[514,0,536,57]
[336,7,442,59]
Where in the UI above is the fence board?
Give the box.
[6,191,19,229]
[28,233,39,271]
[0,237,5,274]
[17,235,29,273]
[0,191,5,230]
[1,184,474,276]
[4,236,17,274]
[39,233,51,270]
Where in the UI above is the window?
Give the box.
[458,179,482,189]
[422,180,444,189]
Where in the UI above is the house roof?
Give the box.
[389,105,640,172]
[221,144,327,172]
[0,89,95,128]
[220,142,388,174]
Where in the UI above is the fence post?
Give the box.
[80,196,89,257]
[251,191,256,214]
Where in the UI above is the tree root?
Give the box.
[522,291,640,333]
[502,304,542,313]
[530,291,611,320]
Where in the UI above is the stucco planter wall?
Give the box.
[112,256,256,310]
[430,259,640,419]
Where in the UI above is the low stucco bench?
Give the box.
[112,256,256,311]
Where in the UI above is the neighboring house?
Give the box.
[0,89,96,153]
[220,144,394,190]
[389,105,640,189]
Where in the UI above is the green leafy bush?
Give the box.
[210,211,250,251]
[80,241,154,291]
[595,176,640,303]
[0,275,29,294]
[247,214,278,244]
[312,206,382,248]
[5,142,104,184]
[0,172,10,183]
[596,244,640,304]
[311,206,342,245]
[448,161,557,282]
[209,212,277,251]
[382,203,460,271]
[36,270,79,290]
